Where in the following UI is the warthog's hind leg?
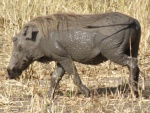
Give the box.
[103,52,139,97]
[127,57,139,97]
[48,63,65,99]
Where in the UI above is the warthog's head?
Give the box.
[6,25,44,79]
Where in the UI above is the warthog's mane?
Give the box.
[23,13,102,38]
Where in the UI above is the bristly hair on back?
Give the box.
[23,14,79,38]
[22,13,103,38]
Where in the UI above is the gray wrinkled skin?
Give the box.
[6,12,141,99]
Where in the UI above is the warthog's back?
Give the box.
[25,12,135,39]
[53,12,134,29]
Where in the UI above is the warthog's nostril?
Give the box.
[7,65,16,71]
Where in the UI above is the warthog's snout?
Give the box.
[6,66,22,79]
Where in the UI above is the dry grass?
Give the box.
[0,0,150,113]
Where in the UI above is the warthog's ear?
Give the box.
[25,27,32,39]
[24,26,38,41]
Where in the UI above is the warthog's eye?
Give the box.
[17,44,23,51]
[23,32,27,36]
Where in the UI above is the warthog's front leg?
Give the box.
[48,63,65,99]
[59,59,90,97]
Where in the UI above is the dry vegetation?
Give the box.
[0,0,150,113]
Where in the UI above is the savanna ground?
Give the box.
[0,0,150,113]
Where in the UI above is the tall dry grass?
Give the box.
[0,0,150,113]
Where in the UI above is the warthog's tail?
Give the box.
[125,19,141,58]
[131,19,141,58]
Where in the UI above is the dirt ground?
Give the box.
[0,73,150,113]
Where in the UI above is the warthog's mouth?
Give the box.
[6,69,22,79]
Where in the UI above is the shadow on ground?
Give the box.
[94,85,150,98]
[56,84,150,99]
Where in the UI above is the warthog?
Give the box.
[6,12,141,98]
